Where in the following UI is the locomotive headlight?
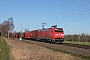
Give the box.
[61,34,64,36]
[55,34,58,36]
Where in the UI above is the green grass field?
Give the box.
[0,37,11,60]
[64,41,90,46]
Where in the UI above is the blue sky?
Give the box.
[0,0,90,34]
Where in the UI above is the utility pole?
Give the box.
[8,29,9,38]
[20,25,23,40]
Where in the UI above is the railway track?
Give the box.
[22,39,90,56]
[30,39,90,50]
[22,39,90,50]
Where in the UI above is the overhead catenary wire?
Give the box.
[48,8,90,25]
[46,1,90,24]
[57,8,90,20]
[60,11,90,21]
[59,16,90,24]
[47,2,90,19]
[34,1,90,29]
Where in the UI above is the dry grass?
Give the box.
[6,38,83,60]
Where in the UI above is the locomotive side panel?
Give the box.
[37,29,51,40]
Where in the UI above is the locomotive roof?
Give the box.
[38,27,63,31]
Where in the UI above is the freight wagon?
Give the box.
[30,30,38,40]
[12,33,17,38]
[25,31,30,39]
[21,32,25,39]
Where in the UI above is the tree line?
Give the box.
[0,17,14,37]
[64,33,90,42]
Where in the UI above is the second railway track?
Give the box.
[62,43,90,49]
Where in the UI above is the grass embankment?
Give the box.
[0,37,11,60]
[64,41,90,46]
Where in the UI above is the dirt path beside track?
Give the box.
[5,38,83,60]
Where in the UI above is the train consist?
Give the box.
[12,26,64,43]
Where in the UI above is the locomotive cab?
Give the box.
[51,27,64,43]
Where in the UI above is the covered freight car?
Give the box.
[25,31,30,39]
[12,33,17,38]
[30,30,38,40]
[37,27,64,43]
[21,32,25,39]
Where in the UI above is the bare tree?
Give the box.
[8,17,14,32]
[1,17,14,37]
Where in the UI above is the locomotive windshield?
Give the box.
[55,28,63,32]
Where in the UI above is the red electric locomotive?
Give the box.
[25,31,30,39]
[37,27,64,43]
